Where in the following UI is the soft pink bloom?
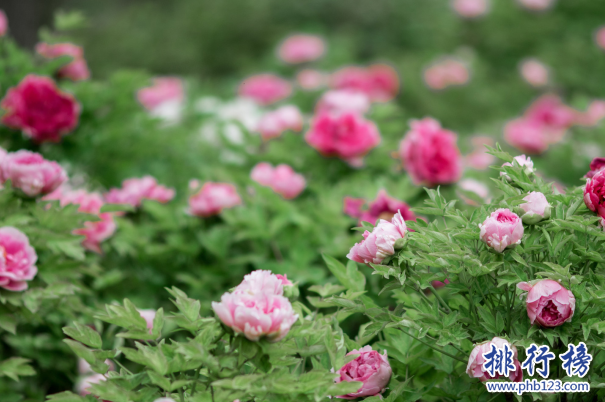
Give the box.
[596,26,605,51]
[78,358,115,375]
[137,77,184,111]
[600,217,605,231]
[575,100,605,127]
[330,65,399,102]
[343,190,416,225]
[76,373,108,399]
[0,150,67,197]
[305,112,381,166]
[524,94,577,142]
[256,105,303,140]
[0,75,80,143]
[0,227,37,291]
[105,176,175,208]
[399,118,462,186]
[188,182,242,217]
[500,154,535,178]
[238,74,292,105]
[347,212,407,265]
[464,136,496,170]
[35,43,90,81]
[518,279,575,327]
[517,0,555,11]
[432,279,450,289]
[519,58,550,87]
[458,179,490,206]
[154,399,176,402]
[277,34,326,64]
[479,209,524,253]
[585,157,605,179]
[138,309,156,334]
[0,10,8,37]
[334,345,392,399]
[466,337,522,382]
[504,118,550,155]
[519,191,551,224]
[275,274,293,287]
[316,90,370,116]
[451,0,489,18]
[423,58,470,90]
[296,69,327,91]
[212,272,298,342]
[250,163,306,199]
[584,169,605,219]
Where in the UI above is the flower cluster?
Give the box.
[344,190,415,225]
[105,176,175,208]
[255,105,303,140]
[251,163,306,199]
[36,42,90,81]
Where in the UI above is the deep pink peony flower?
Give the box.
[0,227,37,291]
[596,26,605,51]
[251,163,306,200]
[0,75,80,143]
[275,274,293,287]
[451,0,489,18]
[334,345,392,399]
[0,10,8,37]
[464,136,496,170]
[305,112,380,166]
[585,157,605,179]
[479,209,524,253]
[35,42,90,81]
[519,58,550,87]
[277,34,326,64]
[238,74,292,105]
[517,0,555,11]
[524,95,577,142]
[467,337,523,382]
[519,191,551,224]
[584,169,605,218]
[235,270,287,296]
[330,65,399,102]
[316,90,370,116]
[256,105,303,140]
[399,118,462,186]
[138,309,156,334]
[347,211,407,265]
[343,190,416,225]
[0,150,67,197]
[504,118,550,154]
[423,58,470,90]
[517,279,575,327]
[432,279,450,289]
[105,176,175,208]
[296,69,327,91]
[188,182,242,217]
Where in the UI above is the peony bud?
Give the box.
[138,309,156,334]
[347,211,408,265]
[0,150,67,197]
[343,190,416,226]
[500,154,535,181]
[0,227,37,291]
[238,74,292,105]
[334,346,392,399]
[187,182,242,217]
[479,209,524,253]
[250,163,306,199]
[517,279,575,327]
[466,337,523,382]
[519,191,551,224]
[105,176,175,208]
[584,169,605,219]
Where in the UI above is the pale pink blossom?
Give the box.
[78,358,114,374]
[153,399,176,402]
[519,191,551,224]
[343,190,416,225]
[500,154,535,178]
[76,373,107,399]
[275,274,293,287]
[250,163,306,199]
[188,182,242,217]
[479,209,524,253]
[316,90,370,116]
[0,227,37,291]
[399,118,462,186]
[423,58,470,90]
[238,74,292,105]
[458,179,490,206]
[138,309,156,334]
[334,346,392,399]
[518,279,575,327]
[0,150,67,197]
[524,94,577,142]
[451,0,489,18]
[575,100,605,127]
[519,58,550,87]
[137,77,184,121]
[467,337,522,382]
[464,136,496,170]
[256,105,303,140]
[235,270,286,296]
[35,42,90,81]
[596,26,605,51]
[504,118,550,154]
[517,0,555,11]
[105,176,175,208]
[347,212,407,265]
[0,10,7,37]
[296,69,327,91]
[277,34,326,64]
[330,64,399,102]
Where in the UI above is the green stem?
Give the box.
[505,285,511,334]
[190,367,201,395]
[397,328,466,363]
[429,284,451,313]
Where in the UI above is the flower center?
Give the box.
[541,300,561,322]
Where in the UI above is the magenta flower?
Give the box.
[35,42,90,81]
[0,150,67,197]
[315,90,370,116]
[251,163,306,200]
[256,105,303,140]
[277,34,326,64]
[519,191,551,224]
[0,75,80,143]
[188,182,242,217]
[238,74,292,105]
[584,157,605,179]
[584,169,605,219]
[518,279,575,327]
[105,176,175,208]
[399,117,462,186]
[347,211,408,265]
[504,118,550,155]
[467,337,523,382]
[343,190,416,225]
[0,227,37,291]
[479,209,524,253]
[334,346,392,399]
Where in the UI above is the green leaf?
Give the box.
[46,391,88,402]
[63,322,103,349]
[322,255,365,291]
[0,357,35,381]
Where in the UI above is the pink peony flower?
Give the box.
[399,118,462,186]
[296,69,327,91]
[256,105,303,140]
[519,191,551,224]
[479,209,524,253]
[105,176,175,208]
[517,0,555,11]
[0,10,8,37]
[275,274,293,287]
[0,150,67,197]
[347,211,408,265]
[584,169,605,218]
[575,100,605,127]
[277,34,326,64]
[524,95,577,142]
[600,217,605,231]
[188,182,242,217]
[464,136,496,170]
[500,154,535,179]
[0,227,37,291]
[250,163,306,199]
[35,42,90,81]
[451,0,490,18]
[519,58,550,87]
[0,75,80,143]
[517,279,575,327]
[316,90,370,116]
[343,190,416,225]
[466,337,523,382]
[238,74,292,105]
[305,112,381,166]
[76,373,108,400]
[423,58,470,90]
[250,162,274,187]
[458,179,490,206]
[585,157,605,179]
[330,65,399,102]
[212,272,298,342]
[137,77,184,121]
[138,309,156,334]
[596,26,605,51]
[504,118,550,154]
[334,345,392,399]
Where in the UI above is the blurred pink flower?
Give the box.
[467,337,522,382]
[277,34,326,64]
[0,227,37,291]
[423,58,470,90]
[517,0,555,11]
[238,74,292,105]
[251,163,306,199]
[0,75,80,143]
[519,58,550,87]
[36,42,90,81]
[432,279,450,289]
[137,77,184,121]
[518,279,575,327]
[76,373,108,400]
[316,90,370,116]
[575,100,605,127]
[596,26,605,51]
[524,94,577,142]
[343,190,416,225]
[451,0,490,18]
[0,10,7,37]
[347,211,407,265]
[504,118,550,154]
[334,346,392,399]
[188,182,242,217]
[399,117,462,186]
[78,358,114,375]
[458,179,490,206]
[305,112,380,166]
[585,157,605,179]
[0,150,67,197]
[275,274,293,287]
[105,176,175,208]
[256,105,303,140]
[330,64,399,102]
[479,208,524,253]
[296,69,327,91]
[584,169,605,219]
[138,309,156,334]
[464,136,496,170]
